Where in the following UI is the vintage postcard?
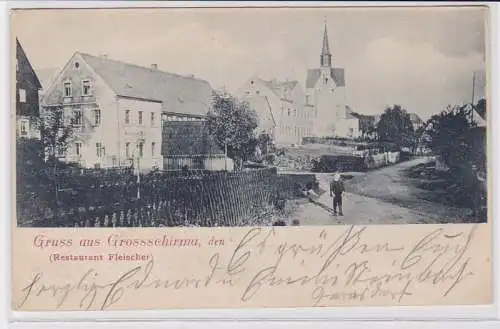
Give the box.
[11,5,492,312]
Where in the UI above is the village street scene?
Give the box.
[14,8,488,227]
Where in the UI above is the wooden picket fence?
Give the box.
[18,168,304,227]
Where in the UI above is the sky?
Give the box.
[12,6,488,120]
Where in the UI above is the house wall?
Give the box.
[115,97,163,170]
[16,42,41,140]
[42,53,163,171]
[16,46,40,119]
[336,118,361,139]
[237,78,314,146]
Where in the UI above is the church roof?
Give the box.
[306,67,345,88]
[78,52,213,117]
[322,23,331,56]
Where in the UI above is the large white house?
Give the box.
[236,77,315,146]
[41,52,212,171]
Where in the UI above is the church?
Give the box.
[237,22,361,145]
[305,23,360,139]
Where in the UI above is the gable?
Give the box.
[42,52,114,106]
[241,95,276,128]
[16,38,42,89]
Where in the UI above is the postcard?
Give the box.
[11,5,492,312]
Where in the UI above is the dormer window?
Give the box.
[64,81,72,97]
[82,80,92,96]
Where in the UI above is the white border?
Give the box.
[2,1,499,327]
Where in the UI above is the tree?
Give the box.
[38,106,75,164]
[38,106,75,205]
[206,91,259,170]
[424,104,475,171]
[376,105,415,148]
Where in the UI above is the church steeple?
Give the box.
[320,20,332,67]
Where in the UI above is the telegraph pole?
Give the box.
[471,71,476,122]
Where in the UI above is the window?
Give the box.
[305,95,310,104]
[96,142,104,158]
[19,89,26,103]
[75,142,82,156]
[72,110,82,126]
[20,120,28,136]
[150,112,155,126]
[64,81,72,97]
[125,142,130,158]
[151,142,156,157]
[138,111,143,125]
[74,62,80,70]
[125,110,130,124]
[57,146,64,157]
[137,142,144,157]
[82,80,91,96]
[287,108,291,116]
[93,109,101,126]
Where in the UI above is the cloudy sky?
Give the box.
[12,6,487,120]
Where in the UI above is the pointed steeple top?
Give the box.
[322,19,331,56]
[320,20,332,67]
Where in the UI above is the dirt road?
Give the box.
[288,157,473,226]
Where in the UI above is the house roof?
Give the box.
[306,67,345,88]
[78,52,213,116]
[16,38,42,89]
[258,78,299,99]
[344,105,358,120]
[36,67,59,90]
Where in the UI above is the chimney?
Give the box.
[151,64,158,69]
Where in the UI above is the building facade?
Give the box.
[41,52,215,171]
[236,77,315,146]
[16,38,42,139]
[305,24,360,138]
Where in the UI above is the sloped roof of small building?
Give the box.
[344,105,358,120]
[79,52,213,117]
[306,67,345,88]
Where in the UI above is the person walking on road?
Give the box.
[330,172,345,216]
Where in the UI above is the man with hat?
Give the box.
[330,172,345,216]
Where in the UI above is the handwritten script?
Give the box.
[17,225,479,310]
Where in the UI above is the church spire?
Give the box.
[320,19,332,67]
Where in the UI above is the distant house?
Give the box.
[236,77,314,146]
[42,52,220,171]
[16,38,42,139]
[467,102,487,172]
[409,113,423,131]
